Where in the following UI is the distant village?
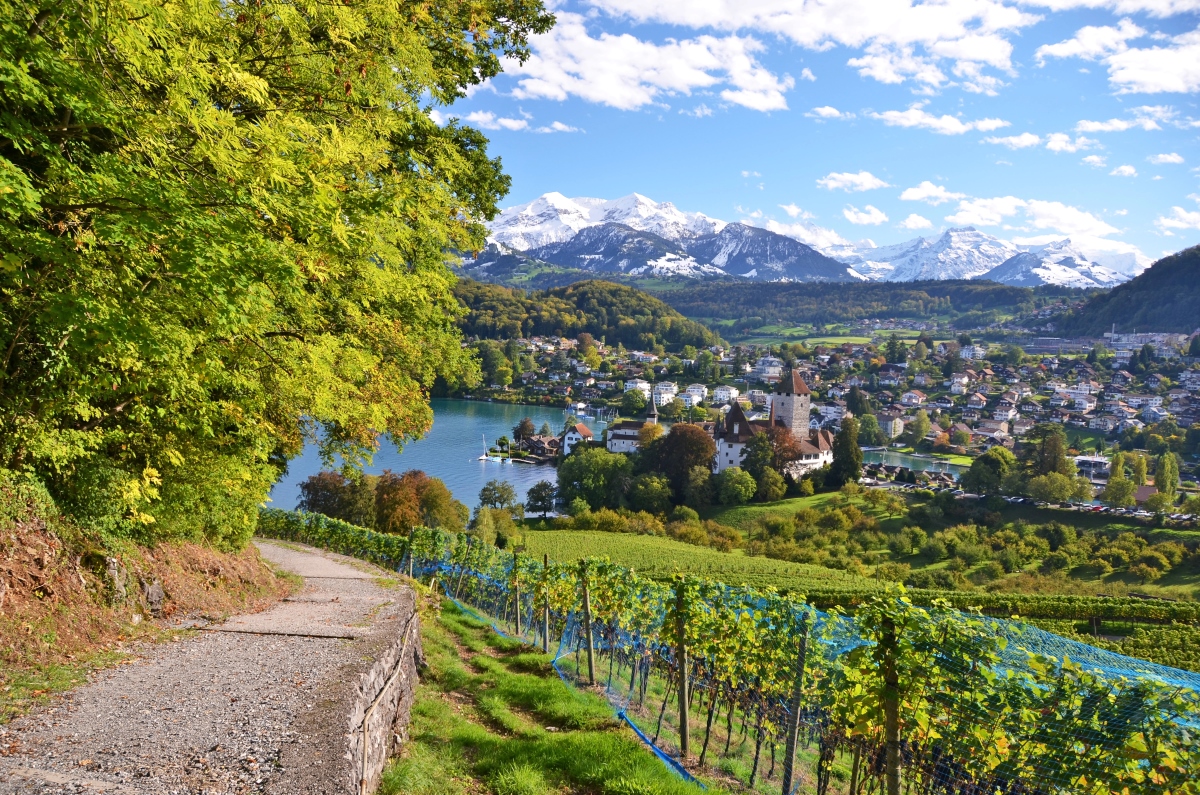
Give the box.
[465,327,1200,494]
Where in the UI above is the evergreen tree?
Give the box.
[829,417,862,488]
[1156,453,1180,497]
[1021,423,1075,477]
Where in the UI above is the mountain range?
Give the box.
[469,191,1137,290]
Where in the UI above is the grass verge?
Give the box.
[381,599,717,795]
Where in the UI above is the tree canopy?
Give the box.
[0,0,552,546]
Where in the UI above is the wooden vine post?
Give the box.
[580,560,596,685]
[541,553,550,654]
[781,610,811,795]
[881,616,901,795]
[405,527,415,578]
[675,577,690,758]
[512,552,522,637]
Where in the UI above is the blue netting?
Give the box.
[258,513,1200,795]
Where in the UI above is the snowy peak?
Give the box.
[983,240,1130,288]
[488,192,725,250]
[822,227,1019,282]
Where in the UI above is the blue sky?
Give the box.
[434,0,1200,263]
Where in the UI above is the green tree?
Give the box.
[621,389,647,415]
[716,467,757,505]
[512,418,537,450]
[525,480,557,519]
[683,465,713,508]
[960,447,1017,496]
[659,397,685,421]
[1006,345,1025,366]
[1156,452,1180,497]
[904,410,932,447]
[858,414,886,447]
[1021,423,1075,477]
[1131,454,1148,486]
[298,471,376,528]
[846,386,872,417]
[629,473,672,515]
[755,467,787,502]
[829,416,863,489]
[494,363,514,388]
[652,423,717,499]
[556,448,632,510]
[911,341,928,361]
[479,479,518,513]
[1189,336,1200,357]
[1027,472,1078,504]
[740,432,774,481]
[1100,453,1137,507]
[0,0,552,547]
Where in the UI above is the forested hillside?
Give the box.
[455,279,723,351]
[657,280,1087,328]
[1057,246,1200,335]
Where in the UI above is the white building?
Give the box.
[713,385,739,404]
[624,378,652,397]
[712,371,834,476]
[561,423,594,455]
[753,356,784,382]
[652,381,678,399]
[685,383,709,401]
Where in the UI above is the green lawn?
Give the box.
[382,599,718,795]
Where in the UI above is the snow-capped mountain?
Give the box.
[488,192,724,251]
[982,240,1128,288]
[682,224,863,282]
[825,228,1020,282]
[481,192,1139,287]
[525,223,726,278]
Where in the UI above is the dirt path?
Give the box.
[0,540,406,795]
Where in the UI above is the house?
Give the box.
[912,372,933,388]
[901,390,926,407]
[1142,405,1169,423]
[1088,415,1118,432]
[753,356,784,383]
[1073,394,1098,412]
[933,396,955,410]
[606,420,649,454]
[561,423,594,455]
[653,381,678,399]
[685,384,709,401]
[1074,455,1110,482]
[680,393,701,409]
[945,373,970,389]
[879,370,904,388]
[950,380,969,395]
[713,371,834,475]
[1049,392,1073,408]
[526,435,561,457]
[747,389,768,406]
[1011,418,1035,437]
[625,378,652,397]
[967,393,989,410]
[877,412,906,440]
[713,385,739,404]
[1112,370,1135,386]
[1126,394,1162,408]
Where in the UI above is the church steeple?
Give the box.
[646,396,658,424]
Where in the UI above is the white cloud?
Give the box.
[778,203,813,219]
[534,121,581,133]
[869,103,1009,135]
[763,219,850,250]
[983,132,1041,148]
[1082,154,1108,167]
[899,181,966,205]
[817,171,891,192]
[900,213,933,230]
[843,205,889,225]
[509,12,794,112]
[462,111,530,131]
[1105,28,1200,94]
[1155,206,1200,233]
[681,104,714,117]
[1076,117,1160,132]
[806,106,855,120]
[429,109,448,126]
[945,195,1120,237]
[800,68,816,81]
[1110,164,1138,176]
[1035,18,1146,65]
[1045,133,1098,152]
[1149,152,1184,164]
[742,170,762,177]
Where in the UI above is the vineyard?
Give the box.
[259,509,1200,795]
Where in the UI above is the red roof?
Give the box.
[776,370,811,396]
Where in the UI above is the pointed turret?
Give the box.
[646,396,658,424]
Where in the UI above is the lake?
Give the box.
[863,449,967,475]
[269,399,603,510]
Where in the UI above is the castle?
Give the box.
[712,370,834,476]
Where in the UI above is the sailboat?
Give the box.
[479,434,505,463]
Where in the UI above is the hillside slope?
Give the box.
[454,279,723,350]
[1057,245,1200,335]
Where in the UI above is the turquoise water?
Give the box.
[269,399,601,510]
[863,450,966,475]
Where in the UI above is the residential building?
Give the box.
[901,390,926,407]
[561,423,593,455]
[713,385,739,404]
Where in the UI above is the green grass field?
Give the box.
[520,530,881,595]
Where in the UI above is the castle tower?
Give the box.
[774,369,811,437]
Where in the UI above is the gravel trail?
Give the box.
[0,540,404,795]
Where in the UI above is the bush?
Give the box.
[873,562,911,583]
[716,467,757,505]
[920,538,948,561]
